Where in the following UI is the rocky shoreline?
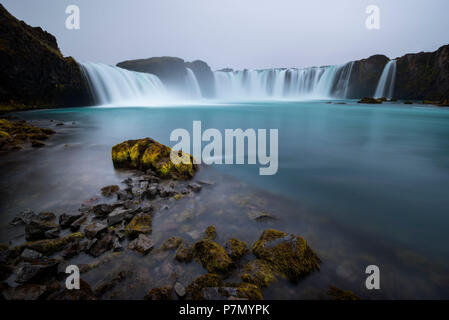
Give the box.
[0,134,359,300]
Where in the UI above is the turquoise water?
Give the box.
[2,99,449,298]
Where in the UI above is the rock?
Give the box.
[241,259,277,287]
[247,210,276,222]
[128,234,153,255]
[101,185,120,197]
[188,182,202,192]
[201,284,262,300]
[224,238,248,261]
[59,213,82,229]
[84,222,108,239]
[203,225,217,241]
[160,236,183,251]
[404,101,413,104]
[2,281,60,300]
[37,212,55,222]
[174,282,186,297]
[25,219,59,241]
[14,259,59,283]
[192,240,234,273]
[234,283,263,300]
[251,229,320,283]
[94,270,128,297]
[175,242,193,263]
[46,279,96,300]
[89,234,114,257]
[159,185,176,198]
[44,228,60,239]
[16,232,84,255]
[144,286,173,300]
[111,138,197,180]
[186,273,223,300]
[107,208,134,226]
[357,97,384,104]
[124,212,152,239]
[61,240,81,259]
[328,286,361,300]
[31,140,45,148]
[20,249,43,260]
[10,209,36,225]
[70,214,87,231]
[92,204,113,217]
[112,237,122,252]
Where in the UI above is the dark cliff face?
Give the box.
[394,45,449,100]
[346,55,389,99]
[117,57,216,98]
[0,4,91,108]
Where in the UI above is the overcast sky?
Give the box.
[3,0,449,70]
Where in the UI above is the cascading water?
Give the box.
[213,62,354,100]
[374,60,397,99]
[80,62,168,105]
[80,61,356,105]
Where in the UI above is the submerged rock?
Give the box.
[175,242,194,263]
[251,229,320,283]
[247,210,276,222]
[124,213,152,239]
[2,281,60,300]
[59,213,83,229]
[14,259,59,284]
[327,286,361,300]
[160,236,183,251]
[128,234,153,255]
[144,286,173,300]
[101,185,120,197]
[9,209,36,226]
[111,138,197,180]
[241,259,277,288]
[203,225,217,241]
[357,97,384,104]
[192,240,234,273]
[186,273,223,300]
[16,232,84,255]
[25,219,59,241]
[89,234,114,257]
[224,238,249,261]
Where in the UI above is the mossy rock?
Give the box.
[15,232,84,255]
[327,286,361,300]
[251,229,320,283]
[203,225,216,241]
[193,240,234,274]
[241,259,277,287]
[144,286,173,300]
[175,242,194,263]
[235,282,264,300]
[186,273,223,300]
[160,236,183,251]
[225,238,248,261]
[111,138,197,180]
[124,213,152,239]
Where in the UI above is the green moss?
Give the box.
[16,232,84,255]
[225,238,248,261]
[251,229,320,283]
[236,283,264,300]
[193,239,234,273]
[328,286,361,300]
[111,138,197,180]
[204,225,217,241]
[160,236,183,250]
[186,273,223,300]
[125,213,152,239]
[241,259,277,287]
[0,118,55,150]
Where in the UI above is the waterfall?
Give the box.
[374,60,397,99]
[185,68,202,99]
[213,64,353,100]
[79,62,168,105]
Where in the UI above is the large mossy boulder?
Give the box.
[192,240,234,274]
[251,229,320,283]
[111,138,197,180]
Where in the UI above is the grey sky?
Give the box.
[3,0,449,70]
